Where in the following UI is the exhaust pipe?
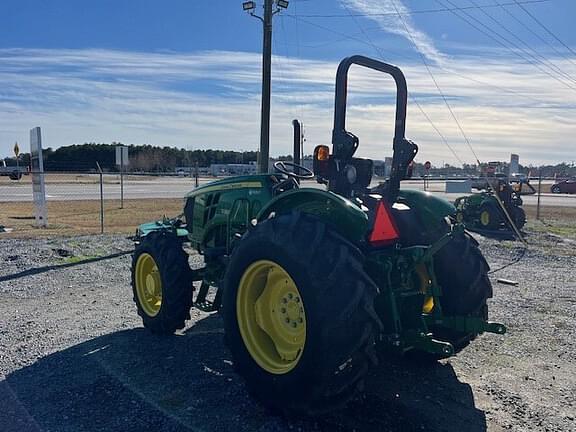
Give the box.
[292,119,301,167]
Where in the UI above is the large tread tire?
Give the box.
[478,203,502,230]
[432,232,493,352]
[222,212,381,415]
[510,206,526,230]
[131,232,193,335]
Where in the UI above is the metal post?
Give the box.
[120,149,124,209]
[536,168,542,220]
[96,162,104,234]
[258,0,273,174]
[195,161,199,188]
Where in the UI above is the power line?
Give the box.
[465,0,576,86]
[286,2,306,127]
[512,0,576,59]
[293,0,550,18]
[284,13,565,109]
[495,0,576,68]
[391,0,481,164]
[340,2,466,165]
[436,0,576,92]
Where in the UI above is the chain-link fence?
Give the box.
[1,172,574,238]
[0,172,204,236]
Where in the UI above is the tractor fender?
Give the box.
[257,188,368,243]
[397,189,456,231]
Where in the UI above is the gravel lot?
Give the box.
[0,226,574,432]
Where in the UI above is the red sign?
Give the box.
[424,161,431,171]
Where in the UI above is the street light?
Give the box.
[276,0,289,9]
[242,1,256,11]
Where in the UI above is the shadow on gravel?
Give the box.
[0,251,133,283]
[0,315,485,432]
[465,227,518,241]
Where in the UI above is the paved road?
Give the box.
[1,177,575,207]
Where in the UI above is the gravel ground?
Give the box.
[0,227,574,432]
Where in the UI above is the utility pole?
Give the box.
[259,0,273,174]
[242,0,289,174]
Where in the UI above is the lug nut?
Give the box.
[281,308,286,314]
[282,298,287,304]
[292,322,297,328]
[288,293,293,299]
[285,318,290,323]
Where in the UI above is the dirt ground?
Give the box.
[0,221,574,431]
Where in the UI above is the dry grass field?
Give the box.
[0,198,184,237]
[1,198,574,241]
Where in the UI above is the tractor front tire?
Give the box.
[222,212,381,415]
[432,232,493,353]
[131,232,193,335]
[478,203,501,230]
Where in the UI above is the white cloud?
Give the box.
[0,48,575,166]
[342,0,446,64]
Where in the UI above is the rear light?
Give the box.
[369,201,400,246]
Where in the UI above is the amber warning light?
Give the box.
[313,145,330,178]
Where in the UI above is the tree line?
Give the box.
[2,143,259,172]
[2,142,575,177]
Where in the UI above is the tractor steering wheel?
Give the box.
[273,161,314,180]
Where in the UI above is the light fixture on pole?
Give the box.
[276,0,289,9]
[242,1,256,12]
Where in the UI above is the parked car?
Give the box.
[551,178,576,194]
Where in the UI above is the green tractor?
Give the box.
[455,178,526,232]
[130,56,505,414]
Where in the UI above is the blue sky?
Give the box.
[1,0,575,165]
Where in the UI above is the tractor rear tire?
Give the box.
[222,212,381,415]
[510,206,526,230]
[131,232,193,335]
[432,232,493,353]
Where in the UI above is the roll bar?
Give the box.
[332,55,407,160]
[331,55,416,201]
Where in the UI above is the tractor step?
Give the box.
[194,301,218,312]
[193,280,221,312]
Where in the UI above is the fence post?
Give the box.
[96,162,104,234]
[536,168,542,221]
[120,151,124,209]
[195,161,199,188]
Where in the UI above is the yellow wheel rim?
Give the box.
[236,260,306,375]
[135,253,163,317]
[416,264,435,314]
[480,210,490,226]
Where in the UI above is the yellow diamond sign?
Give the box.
[13,142,20,157]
